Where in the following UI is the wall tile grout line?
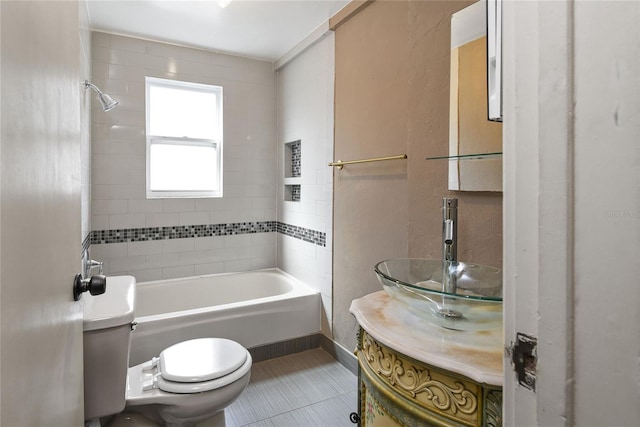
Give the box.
[90,221,326,247]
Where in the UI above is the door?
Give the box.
[503,1,640,425]
[1,1,85,425]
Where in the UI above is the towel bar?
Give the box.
[328,154,407,170]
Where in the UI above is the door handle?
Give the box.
[73,274,106,301]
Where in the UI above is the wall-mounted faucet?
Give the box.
[82,248,104,279]
[442,198,458,262]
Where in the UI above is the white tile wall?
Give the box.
[92,232,276,281]
[276,34,335,336]
[89,31,277,277]
[88,31,333,331]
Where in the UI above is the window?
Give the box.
[145,77,223,198]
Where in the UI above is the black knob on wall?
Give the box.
[73,274,107,301]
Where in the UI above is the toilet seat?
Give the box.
[140,338,252,394]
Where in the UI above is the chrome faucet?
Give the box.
[82,248,104,279]
[87,259,104,276]
[442,198,458,296]
[442,198,458,262]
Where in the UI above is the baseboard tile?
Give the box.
[248,334,321,363]
[247,334,358,376]
[320,335,358,375]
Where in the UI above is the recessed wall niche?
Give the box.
[284,140,301,202]
[284,184,301,202]
[284,140,301,178]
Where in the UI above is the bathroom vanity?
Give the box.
[350,292,503,426]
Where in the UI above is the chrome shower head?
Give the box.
[84,80,119,112]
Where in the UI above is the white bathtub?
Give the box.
[129,269,321,366]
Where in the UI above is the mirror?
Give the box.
[448,0,502,192]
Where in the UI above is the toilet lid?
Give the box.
[155,349,252,394]
[159,338,248,383]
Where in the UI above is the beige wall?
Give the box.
[333,0,502,350]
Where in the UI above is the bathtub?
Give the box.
[129,269,321,366]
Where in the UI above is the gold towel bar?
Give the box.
[328,154,407,170]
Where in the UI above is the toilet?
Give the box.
[82,275,252,427]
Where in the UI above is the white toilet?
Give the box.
[83,275,252,427]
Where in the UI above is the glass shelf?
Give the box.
[426,152,502,161]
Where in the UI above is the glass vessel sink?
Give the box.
[375,258,502,331]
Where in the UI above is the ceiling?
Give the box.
[87,0,350,62]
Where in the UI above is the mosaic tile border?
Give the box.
[91,221,276,244]
[90,221,326,247]
[277,222,325,247]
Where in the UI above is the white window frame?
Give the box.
[145,77,223,199]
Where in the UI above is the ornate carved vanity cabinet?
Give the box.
[350,292,503,426]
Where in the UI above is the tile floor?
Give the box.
[225,348,359,427]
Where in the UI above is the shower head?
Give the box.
[84,80,119,112]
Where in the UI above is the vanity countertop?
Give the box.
[350,291,503,386]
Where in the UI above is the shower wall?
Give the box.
[276,34,335,337]
[89,32,278,281]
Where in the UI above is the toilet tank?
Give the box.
[83,275,136,420]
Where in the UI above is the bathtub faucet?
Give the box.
[82,248,104,278]
[87,259,104,275]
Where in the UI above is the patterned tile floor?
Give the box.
[225,348,358,427]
